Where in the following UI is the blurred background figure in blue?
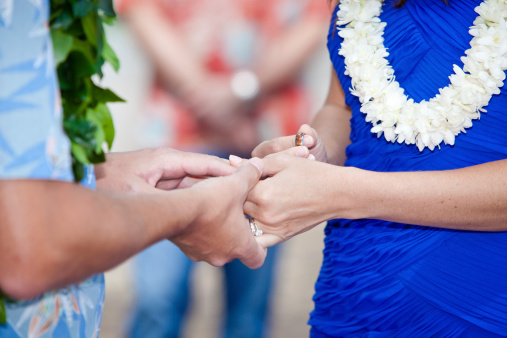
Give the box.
[110,0,330,337]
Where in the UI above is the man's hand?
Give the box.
[169,158,267,269]
[95,148,235,193]
[252,124,328,163]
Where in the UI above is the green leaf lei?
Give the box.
[0,0,123,325]
[51,0,124,182]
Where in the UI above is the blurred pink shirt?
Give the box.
[116,0,330,150]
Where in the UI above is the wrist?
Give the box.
[162,186,203,239]
[327,166,380,221]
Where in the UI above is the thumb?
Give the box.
[239,237,267,269]
[234,157,264,192]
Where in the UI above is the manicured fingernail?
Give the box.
[249,157,264,174]
[308,154,316,161]
[305,136,314,146]
[229,154,242,164]
[297,146,309,157]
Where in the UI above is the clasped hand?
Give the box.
[230,124,335,248]
[95,123,332,270]
[95,148,266,269]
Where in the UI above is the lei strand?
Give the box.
[337,0,507,151]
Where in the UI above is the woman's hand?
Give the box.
[95,148,235,193]
[170,158,267,269]
[244,153,340,248]
[252,124,328,163]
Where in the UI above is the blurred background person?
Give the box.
[113,1,330,337]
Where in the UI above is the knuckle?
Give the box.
[268,141,280,154]
[252,142,266,157]
[253,187,269,206]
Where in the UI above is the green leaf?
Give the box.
[64,118,98,147]
[91,83,125,103]
[100,15,116,26]
[71,38,97,67]
[67,51,97,79]
[87,149,106,164]
[71,143,91,164]
[72,0,95,18]
[0,298,5,325]
[92,103,115,149]
[102,41,119,72]
[50,5,74,30]
[98,0,116,17]
[51,29,74,66]
[81,11,104,57]
[72,159,86,182]
[86,108,106,152]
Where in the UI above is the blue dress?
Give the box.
[309,0,507,336]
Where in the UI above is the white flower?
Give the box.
[337,0,507,151]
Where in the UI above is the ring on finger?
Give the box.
[295,132,305,147]
[249,217,263,237]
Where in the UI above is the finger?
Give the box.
[229,154,248,168]
[155,178,181,190]
[297,124,317,148]
[255,234,284,248]
[243,200,257,217]
[259,153,300,177]
[252,135,300,158]
[233,157,264,193]
[239,218,267,269]
[278,146,310,159]
[176,176,206,189]
[175,153,236,178]
[238,233,267,269]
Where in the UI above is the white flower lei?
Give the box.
[337,0,507,151]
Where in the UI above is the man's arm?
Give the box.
[0,154,265,300]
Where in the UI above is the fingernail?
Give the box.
[297,146,309,157]
[229,154,242,164]
[308,154,316,161]
[249,157,264,174]
[305,136,314,146]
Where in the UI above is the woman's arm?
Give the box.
[311,68,351,166]
[345,159,507,231]
[247,155,507,248]
[245,70,507,245]
[0,152,265,300]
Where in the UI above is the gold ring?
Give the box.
[295,132,305,147]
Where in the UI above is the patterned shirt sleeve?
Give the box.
[0,0,73,181]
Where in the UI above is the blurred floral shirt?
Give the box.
[117,0,329,151]
[0,0,104,336]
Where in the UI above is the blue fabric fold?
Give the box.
[310,0,507,336]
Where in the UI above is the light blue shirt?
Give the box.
[0,0,105,336]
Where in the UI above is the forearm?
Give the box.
[312,104,351,166]
[332,159,507,230]
[311,68,352,165]
[254,19,328,93]
[125,2,206,95]
[0,180,196,299]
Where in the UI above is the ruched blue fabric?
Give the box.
[309,0,507,336]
